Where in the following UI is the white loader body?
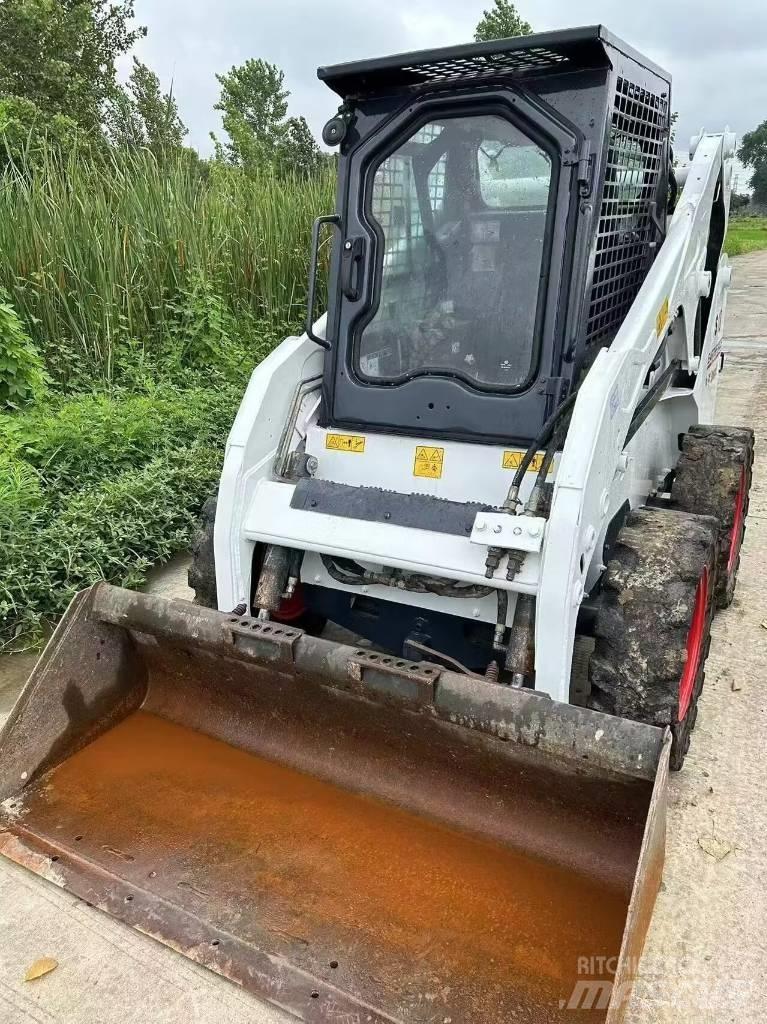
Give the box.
[215,130,736,704]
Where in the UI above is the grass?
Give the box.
[726,216,767,257]
[0,145,335,385]
[0,380,247,648]
[0,142,335,647]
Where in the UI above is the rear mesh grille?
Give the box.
[586,76,669,347]
[399,47,570,85]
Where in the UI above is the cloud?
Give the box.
[130,0,767,166]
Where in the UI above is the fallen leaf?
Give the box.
[24,958,58,982]
[697,835,732,862]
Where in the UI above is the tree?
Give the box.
[749,164,767,206]
[213,59,289,167]
[0,0,146,136]
[474,0,532,42]
[0,96,83,168]
[212,58,322,176]
[274,116,322,176]
[739,121,767,168]
[106,58,187,154]
[739,121,767,204]
[731,192,750,213]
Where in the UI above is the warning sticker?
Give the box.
[656,297,670,336]
[326,433,366,453]
[414,445,445,479]
[503,450,546,472]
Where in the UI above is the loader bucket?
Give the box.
[0,584,669,1023]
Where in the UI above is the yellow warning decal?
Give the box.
[414,445,445,479]
[503,450,545,472]
[326,433,366,453]
[656,297,670,336]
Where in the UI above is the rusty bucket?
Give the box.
[0,584,669,1023]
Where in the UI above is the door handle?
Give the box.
[341,236,365,302]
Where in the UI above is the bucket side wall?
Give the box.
[0,586,148,802]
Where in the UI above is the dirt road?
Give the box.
[1,253,766,1022]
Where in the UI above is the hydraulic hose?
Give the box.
[320,554,493,599]
[486,386,580,580]
[508,386,580,499]
[525,411,573,517]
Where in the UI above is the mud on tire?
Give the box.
[188,495,218,609]
[589,507,717,770]
[671,424,754,608]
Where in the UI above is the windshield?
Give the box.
[357,114,554,389]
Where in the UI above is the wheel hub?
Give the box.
[727,466,747,575]
[679,567,709,721]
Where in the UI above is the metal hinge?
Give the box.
[538,376,568,399]
[578,147,595,198]
[564,141,594,197]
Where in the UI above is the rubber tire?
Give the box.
[589,507,717,771]
[671,424,755,608]
[188,495,218,609]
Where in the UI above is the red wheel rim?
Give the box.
[679,567,709,721]
[727,467,747,575]
[274,584,307,623]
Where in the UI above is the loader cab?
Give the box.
[315,27,672,445]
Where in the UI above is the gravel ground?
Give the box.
[1,253,765,1022]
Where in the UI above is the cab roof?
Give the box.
[317,25,671,99]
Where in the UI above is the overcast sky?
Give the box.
[129,0,764,191]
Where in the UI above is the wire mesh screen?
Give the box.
[399,47,570,85]
[585,76,669,347]
[371,123,446,274]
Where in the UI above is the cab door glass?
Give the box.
[357,114,553,390]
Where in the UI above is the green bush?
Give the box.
[0,381,242,493]
[0,450,44,643]
[0,381,243,648]
[0,142,322,647]
[0,96,86,172]
[163,269,239,369]
[0,289,45,408]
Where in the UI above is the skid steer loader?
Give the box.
[0,25,754,1024]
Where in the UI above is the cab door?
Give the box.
[324,90,584,446]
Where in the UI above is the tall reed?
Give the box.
[0,144,336,381]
